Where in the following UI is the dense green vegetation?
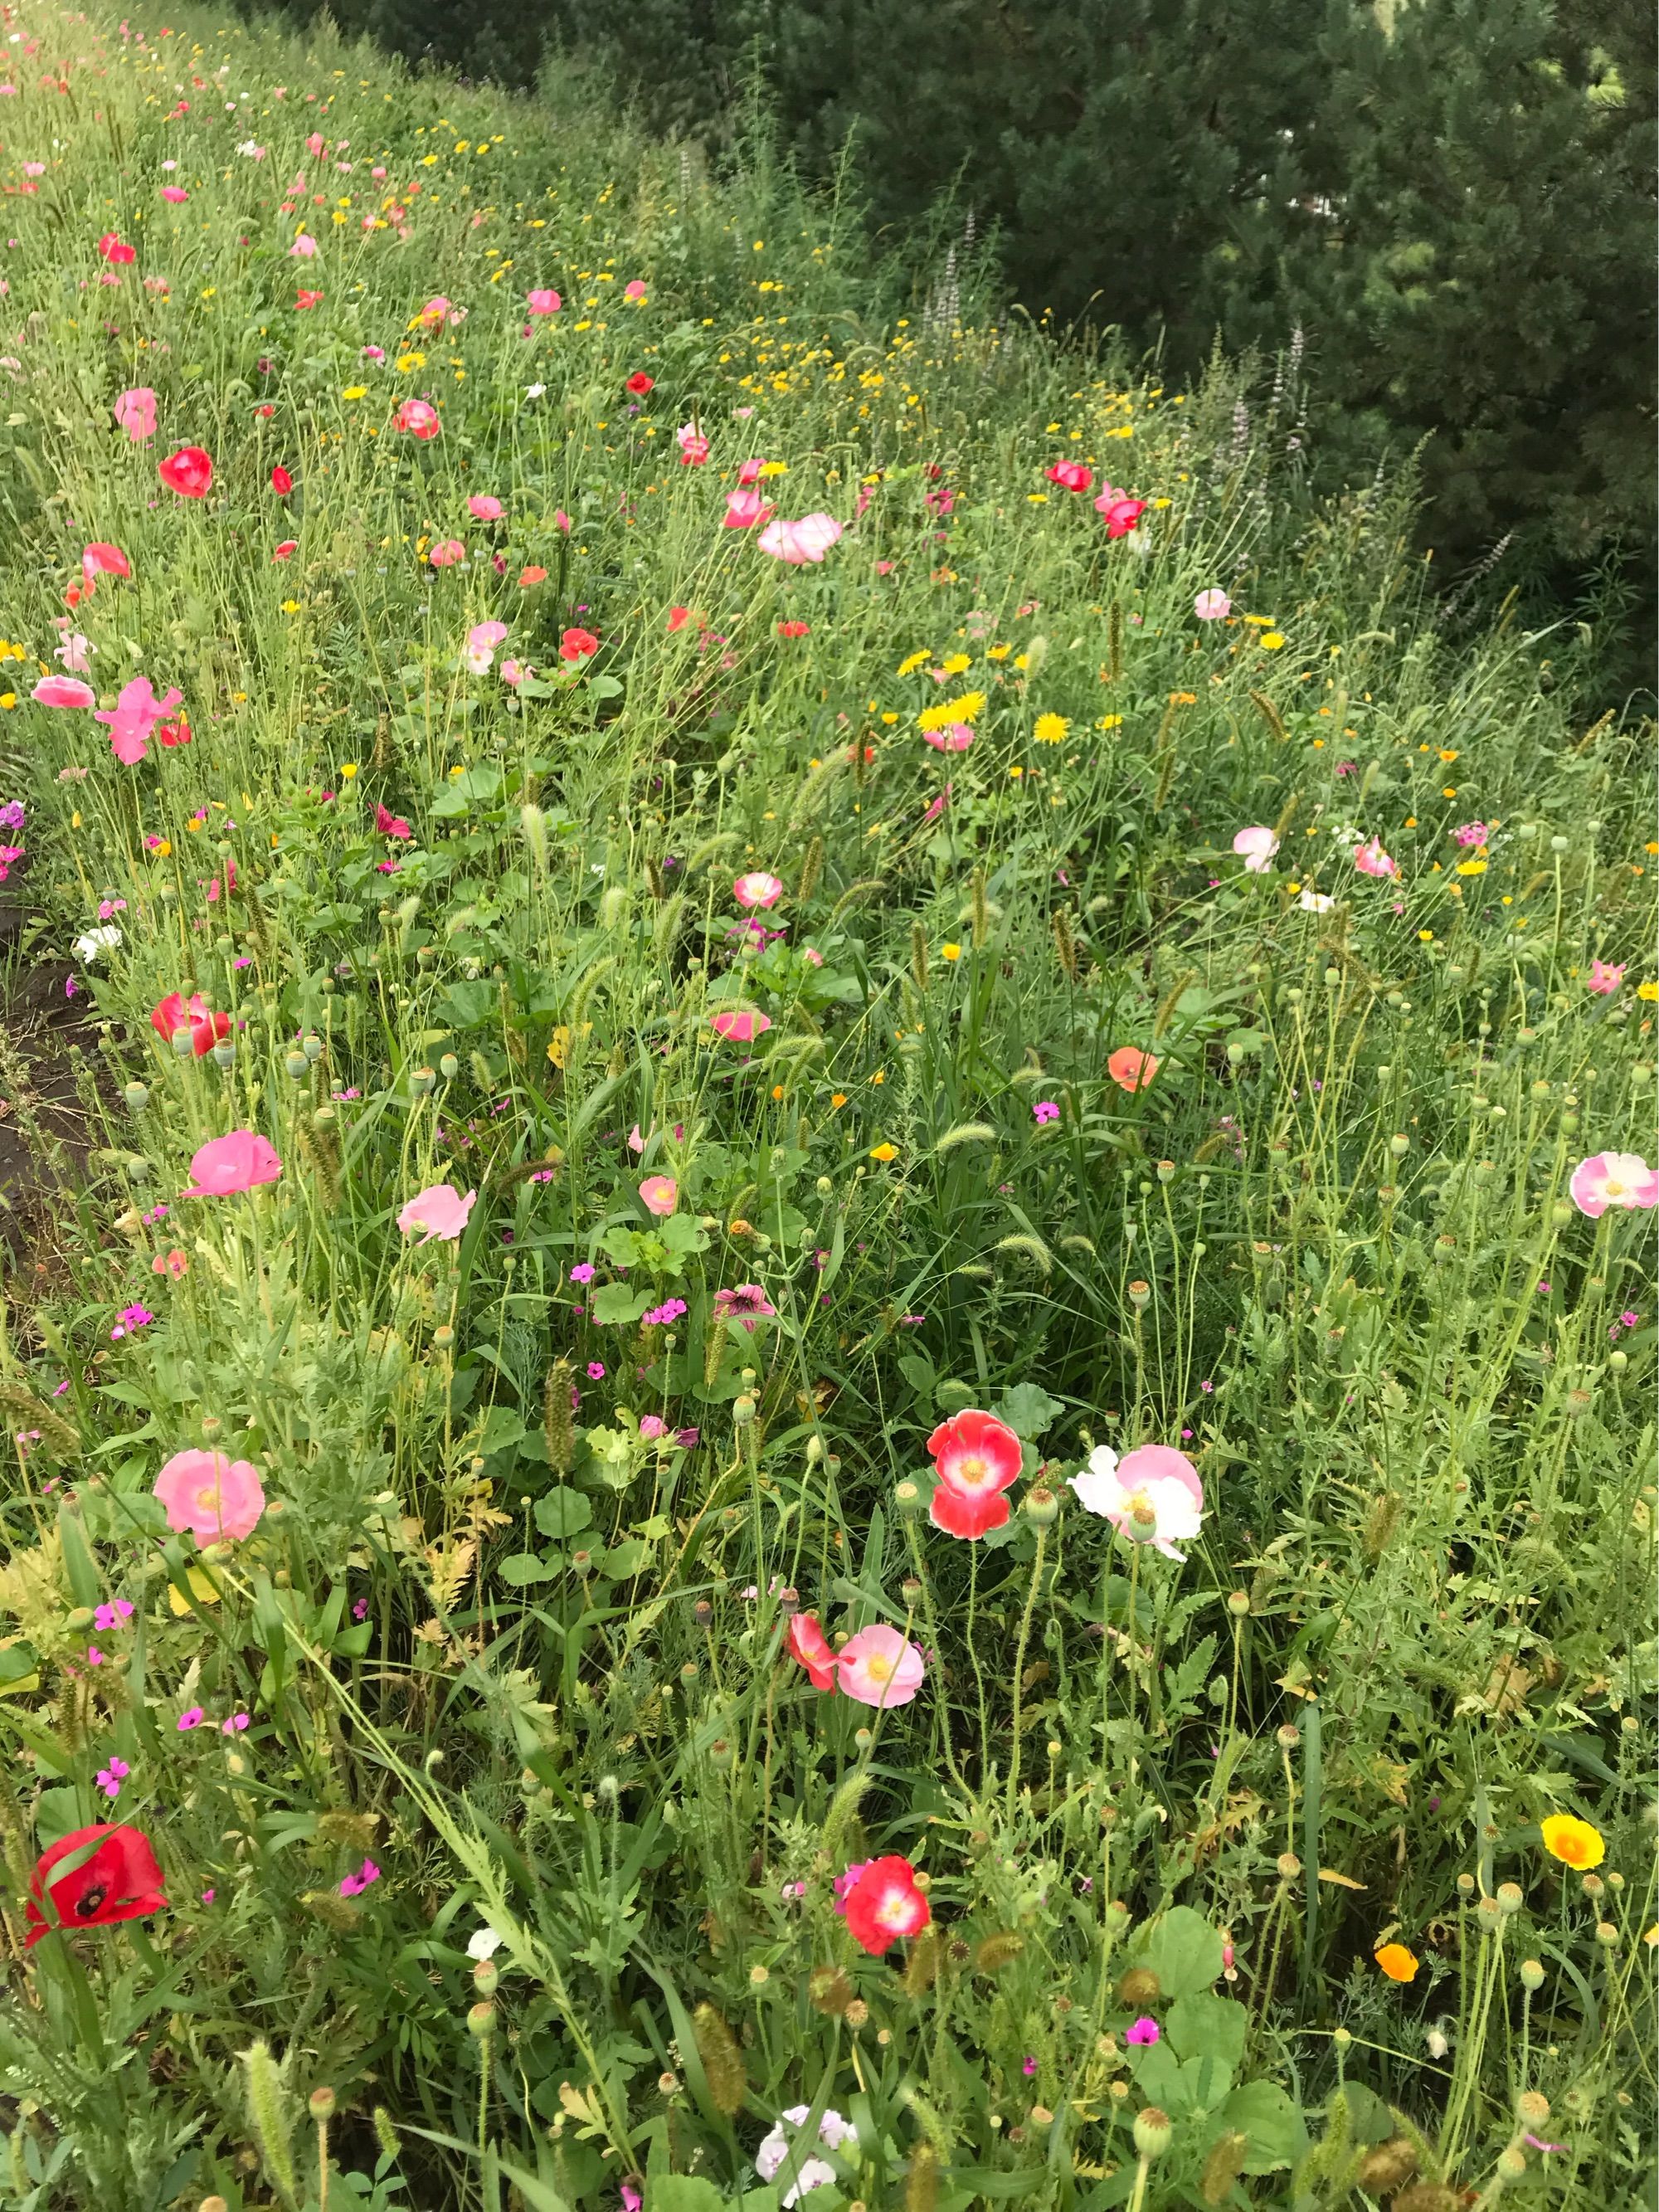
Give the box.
[0,2,1652,2209]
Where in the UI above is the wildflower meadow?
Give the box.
[0,5,1653,2209]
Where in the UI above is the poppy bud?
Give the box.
[1515,2091,1550,2127]
[308,2086,336,2121]
[1132,2107,1172,2160]
[440,1053,459,1079]
[1127,1279,1151,1312]
[409,1066,436,1095]
[894,1479,922,1514]
[1117,1966,1160,2007]
[1497,2149,1528,2180]
[474,1959,499,1998]
[1024,1486,1059,1527]
[466,2000,496,2038]
[123,1081,149,1111]
[1226,1590,1250,1615]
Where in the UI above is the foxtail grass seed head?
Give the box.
[1200,2132,1249,2205]
[692,2004,747,2114]
[1356,2139,1418,2192]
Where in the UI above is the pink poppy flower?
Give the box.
[839,1856,930,1955]
[97,231,137,266]
[289,232,319,257]
[1070,1442,1204,1561]
[160,185,188,203]
[1568,1152,1659,1219]
[1232,826,1279,874]
[623,280,648,301]
[151,991,229,1057]
[676,423,710,466]
[560,626,600,661]
[787,1612,839,1692]
[113,386,157,441]
[1096,494,1147,538]
[158,445,213,499]
[722,487,775,530]
[375,802,412,840]
[416,295,462,329]
[922,722,975,753]
[733,870,784,909]
[182,1131,283,1196]
[639,1175,679,1217]
[82,541,130,588]
[397,1184,475,1243]
[465,619,508,673]
[757,513,843,565]
[1194,589,1231,620]
[526,287,561,315]
[393,398,440,440]
[1586,960,1624,996]
[55,632,95,674]
[95,676,183,765]
[32,675,96,709]
[427,538,465,568]
[927,1407,1023,1539]
[1353,837,1399,879]
[737,457,766,485]
[709,1009,771,1044]
[468,495,504,521]
[153,1447,267,1542]
[837,1624,926,1708]
[1046,459,1093,493]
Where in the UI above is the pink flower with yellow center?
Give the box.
[1070,1443,1204,1561]
[837,1624,927,1708]
[153,1448,266,1542]
[1569,1152,1659,1219]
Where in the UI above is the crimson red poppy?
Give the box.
[839,1856,929,1956]
[926,1407,1023,1540]
[96,231,136,266]
[151,991,228,1055]
[625,372,654,397]
[776,621,810,639]
[270,465,293,495]
[158,445,212,499]
[25,1823,167,1946]
[559,626,600,661]
[786,1611,838,1692]
[272,541,298,563]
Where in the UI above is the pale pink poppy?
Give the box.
[82,540,130,586]
[639,1175,679,1217]
[153,1447,266,1543]
[757,513,843,565]
[500,659,530,687]
[182,1131,283,1196]
[837,1624,927,1708]
[526,288,561,315]
[465,619,508,674]
[55,632,95,674]
[710,1009,771,1044]
[1353,837,1399,880]
[722,488,775,530]
[416,295,463,329]
[32,675,96,709]
[1194,589,1231,621]
[289,232,319,257]
[397,1184,476,1243]
[1070,1443,1204,1561]
[1568,1152,1659,1219]
[427,538,465,568]
[733,870,784,909]
[114,386,157,441]
[1586,960,1624,996]
[1232,826,1279,874]
[922,723,975,753]
[468,495,504,521]
[95,676,183,765]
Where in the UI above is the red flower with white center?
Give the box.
[25,1823,167,1946]
[786,1611,838,1692]
[839,1855,930,1956]
[925,1407,1023,1538]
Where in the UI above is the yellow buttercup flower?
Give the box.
[1540,1815,1603,1870]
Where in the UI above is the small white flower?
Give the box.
[1297,889,1335,914]
[74,925,122,962]
[1426,2026,1450,2059]
[756,2108,857,2200]
[467,1925,503,1961]
[524,382,546,400]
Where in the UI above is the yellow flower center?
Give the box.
[956,1454,987,1488]
[864,1654,892,1683]
[194,1484,221,1513]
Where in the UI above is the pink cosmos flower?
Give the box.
[676,423,710,465]
[468,495,504,521]
[639,1175,678,1217]
[722,488,775,530]
[397,1184,476,1243]
[526,287,561,315]
[733,870,784,909]
[32,675,96,710]
[1194,589,1231,620]
[182,1131,283,1196]
[95,676,183,765]
[713,1284,776,1333]
[1568,1152,1659,1219]
[1046,459,1093,493]
[837,1624,926,1708]
[393,398,440,440]
[710,1009,771,1044]
[1354,837,1399,879]
[758,513,843,565]
[428,538,465,568]
[114,386,158,441]
[1070,1442,1204,1561]
[465,619,508,673]
[1233,826,1279,874]
[1586,960,1625,996]
[153,1447,267,1542]
[1095,490,1146,537]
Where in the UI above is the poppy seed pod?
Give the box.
[1132,2107,1172,2160]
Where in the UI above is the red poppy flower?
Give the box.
[375,801,412,840]
[559,626,600,662]
[1107,1045,1159,1094]
[294,289,324,311]
[776,621,810,639]
[625,372,654,397]
[96,231,136,266]
[839,1855,929,1956]
[926,1407,1023,1540]
[786,1611,839,1693]
[272,540,298,562]
[158,445,213,499]
[270,465,293,495]
[518,565,547,588]
[255,403,276,419]
[25,1823,167,1946]
[151,991,228,1056]
[158,713,192,749]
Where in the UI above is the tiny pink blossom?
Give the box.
[1126,2016,1160,2046]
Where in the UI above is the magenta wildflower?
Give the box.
[1126,2016,1160,2046]
[94,1598,135,1631]
[177,1706,205,1731]
[1032,1099,1060,1123]
[339,1857,381,1898]
[586,1361,606,1380]
[712,1284,776,1333]
[95,1756,129,1800]
[221,1711,250,1735]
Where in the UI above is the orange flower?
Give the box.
[1374,1943,1419,1984]
[1540,1815,1603,1870]
[1108,1045,1160,1094]
[518,565,547,588]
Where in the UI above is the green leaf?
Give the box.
[645,2177,728,2211]
[997,1381,1067,1439]
[602,1538,651,1577]
[1166,1990,1248,2078]
[500,1551,559,1586]
[592,1281,651,1326]
[533,1489,593,1540]
[1140,1904,1225,1999]
[1215,2080,1310,2172]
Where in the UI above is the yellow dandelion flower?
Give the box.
[1033,713,1069,744]
[897,650,932,677]
[939,653,971,676]
[1259,632,1286,651]
[917,690,985,733]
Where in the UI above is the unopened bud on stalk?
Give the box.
[123,1081,149,1111]
[440,1052,459,1079]
[1155,1159,1175,1184]
[1276,1853,1301,1880]
[1132,2107,1172,2160]
[1496,2148,1528,2180]
[901,1576,922,1605]
[466,2001,495,2038]
[1495,1883,1524,1916]
[894,1479,922,1514]
[1226,1590,1250,1616]
[1389,1133,1410,1157]
[308,2086,337,2122]
[474,1959,499,1998]
[1277,1724,1301,1749]
[1515,2092,1550,2127]
[732,1393,756,1425]
[1024,1486,1059,1527]
[409,1065,436,1095]
[1127,1280,1151,1312]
